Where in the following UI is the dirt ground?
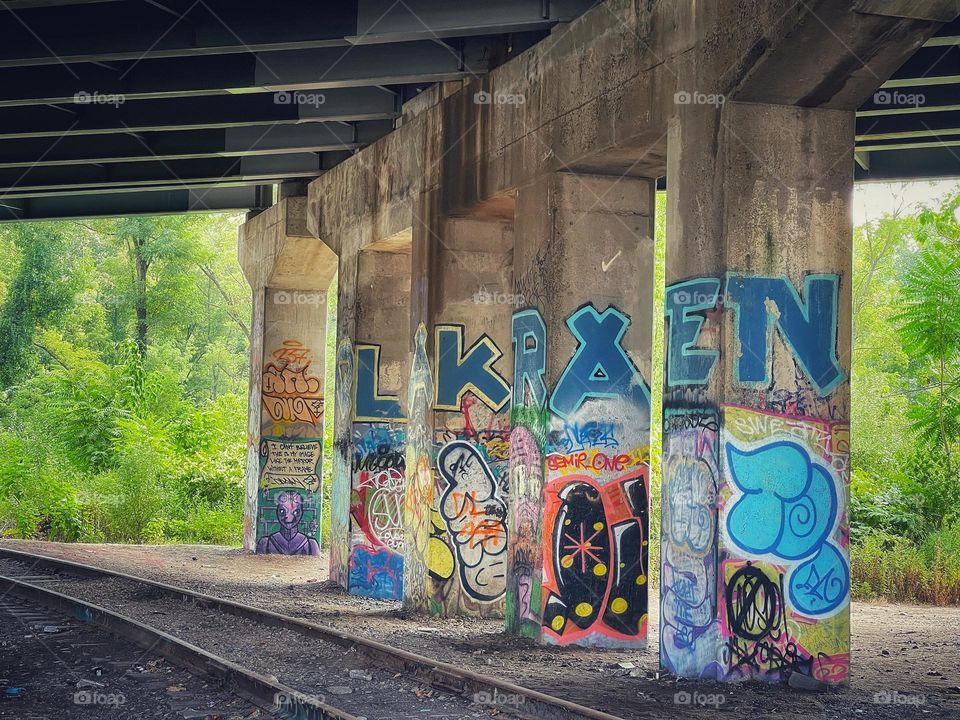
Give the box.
[2,539,959,719]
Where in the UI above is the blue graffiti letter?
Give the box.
[549,305,650,419]
[725,274,845,396]
[512,309,547,409]
[354,345,404,421]
[665,279,720,387]
[434,325,511,412]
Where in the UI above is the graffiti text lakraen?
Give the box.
[665,274,845,397]
[434,324,511,412]
[665,279,721,387]
[512,310,548,409]
[354,344,405,422]
[549,305,650,419]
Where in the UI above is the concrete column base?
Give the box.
[661,101,853,684]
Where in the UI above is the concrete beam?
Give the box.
[0,185,269,222]
[0,122,389,169]
[0,40,496,107]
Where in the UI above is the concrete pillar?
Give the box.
[660,101,853,684]
[239,197,337,555]
[507,172,656,648]
[347,242,411,599]
[403,206,515,617]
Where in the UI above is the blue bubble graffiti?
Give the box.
[549,305,650,419]
[724,274,845,397]
[512,309,547,409]
[725,440,848,616]
[665,278,721,387]
[354,345,404,422]
[433,324,511,412]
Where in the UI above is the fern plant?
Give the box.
[895,200,960,462]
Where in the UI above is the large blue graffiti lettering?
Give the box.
[434,324,511,412]
[355,345,404,422]
[725,274,845,396]
[549,305,650,419]
[725,440,848,616]
[665,279,721,387]
[512,310,547,409]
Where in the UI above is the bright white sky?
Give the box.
[854,179,960,226]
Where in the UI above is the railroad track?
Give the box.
[0,547,624,720]
[0,592,266,719]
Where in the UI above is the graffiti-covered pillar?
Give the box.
[430,214,515,617]
[661,101,853,684]
[403,206,515,617]
[508,172,656,648]
[347,245,411,599]
[238,197,338,555]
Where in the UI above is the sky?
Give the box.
[854,179,960,226]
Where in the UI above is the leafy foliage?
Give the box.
[0,214,249,545]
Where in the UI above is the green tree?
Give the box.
[0,224,77,389]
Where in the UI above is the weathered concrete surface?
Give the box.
[239,198,337,554]
[238,0,953,684]
[661,100,853,682]
[508,172,656,648]
[346,246,411,600]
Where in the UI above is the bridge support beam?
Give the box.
[239,197,337,556]
[344,242,412,600]
[506,172,656,647]
[403,204,516,617]
[660,101,853,683]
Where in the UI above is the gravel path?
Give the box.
[0,592,263,720]
[3,540,959,719]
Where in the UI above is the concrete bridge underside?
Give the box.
[238,0,955,685]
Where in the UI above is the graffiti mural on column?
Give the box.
[348,344,406,600]
[662,272,850,684]
[506,307,549,637]
[329,337,355,582]
[430,324,511,616]
[721,405,850,683]
[541,304,651,648]
[660,409,722,679]
[256,338,324,555]
[402,324,434,611]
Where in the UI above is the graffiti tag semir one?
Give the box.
[509,302,652,647]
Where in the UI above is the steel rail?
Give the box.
[0,546,625,720]
[0,571,358,720]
